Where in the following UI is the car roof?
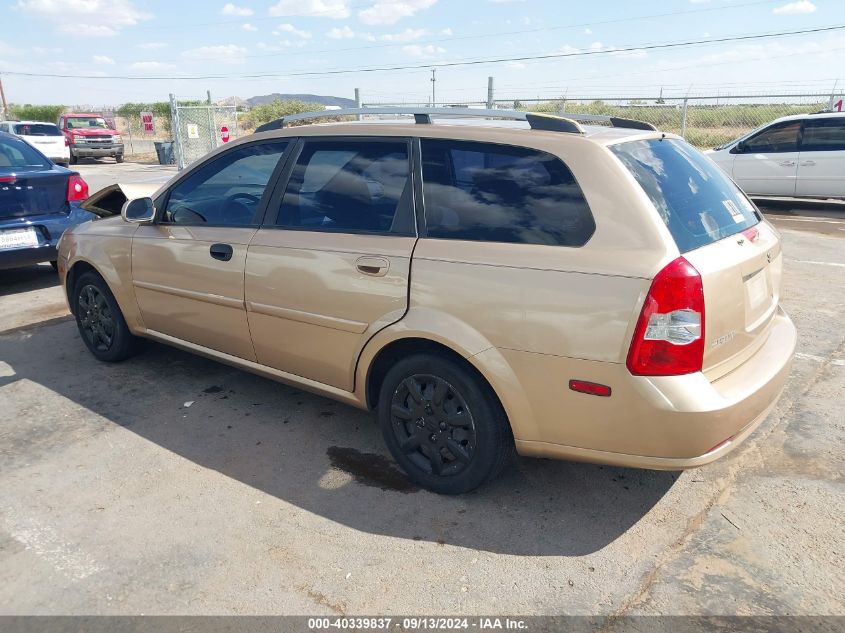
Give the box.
[254,118,667,148]
[770,111,845,124]
[9,120,59,126]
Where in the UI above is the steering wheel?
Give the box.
[223,192,261,225]
[226,192,261,206]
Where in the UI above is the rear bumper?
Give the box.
[0,205,95,270]
[71,144,123,157]
[511,307,797,468]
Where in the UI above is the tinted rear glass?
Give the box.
[801,118,845,152]
[421,139,595,246]
[611,138,759,253]
[14,124,62,137]
[0,134,51,170]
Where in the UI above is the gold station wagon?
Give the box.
[58,108,796,494]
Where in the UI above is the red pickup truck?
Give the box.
[58,113,124,164]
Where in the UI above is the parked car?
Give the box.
[707,111,845,200]
[57,113,124,164]
[0,131,93,271]
[0,120,70,167]
[57,108,796,494]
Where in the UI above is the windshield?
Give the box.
[0,134,51,170]
[14,123,62,137]
[611,138,759,253]
[66,117,108,130]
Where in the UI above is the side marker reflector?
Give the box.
[569,380,612,397]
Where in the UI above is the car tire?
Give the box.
[69,153,78,165]
[115,154,124,163]
[377,353,514,494]
[73,271,138,363]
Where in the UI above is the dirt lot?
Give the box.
[0,164,842,615]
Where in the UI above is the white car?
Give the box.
[0,120,70,167]
[707,111,845,200]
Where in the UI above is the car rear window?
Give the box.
[14,124,62,137]
[610,138,759,253]
[0,134,51,170]
[420,139,595,246]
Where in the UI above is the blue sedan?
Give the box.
[0,130,95,271]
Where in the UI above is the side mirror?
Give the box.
[121,197,155,224]
[730,141,746,155]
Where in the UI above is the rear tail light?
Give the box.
[626,256,705,376]
[64,138,69,147]
[67,174,89,202]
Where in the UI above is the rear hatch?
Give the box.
[611,138,781,380]
[14,123,66,159]
[0,135,68,220]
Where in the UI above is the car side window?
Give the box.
[162,140,289,226]
[800,118,845,152]
[420,139,595,246]
[274,140,413,235]
[742,121,800,153]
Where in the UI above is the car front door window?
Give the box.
[742,122,801,153]
[163,141,289,226]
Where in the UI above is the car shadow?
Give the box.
[0,263,60,296]
[0,320,678,556]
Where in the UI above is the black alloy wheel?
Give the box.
[390,374,477,477]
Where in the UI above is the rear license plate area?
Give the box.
[0,227,40,250]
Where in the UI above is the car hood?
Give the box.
[80,183,160,217]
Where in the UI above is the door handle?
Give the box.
[800,160,816,166]
[355,256,390,277]
[209,243,234,262]
[778,161,796,167]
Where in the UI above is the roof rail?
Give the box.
[253,107,657,134]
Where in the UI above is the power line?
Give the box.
[71,0,784,64]
[3,23,843,81]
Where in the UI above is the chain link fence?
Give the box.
[364,92,843,148]
[170,97,241,169]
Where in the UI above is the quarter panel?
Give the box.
[410,243,650,362]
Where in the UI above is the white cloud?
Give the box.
[505,61,526,69]
[773,0,816,14]
[221,2,253,16]
[242,22,258,31]
[16,0,151,36]
[584,27,592,35]
[131,61,175,71]
[182,44,248,64]
[440,27,452,36]
[269,0,349,19]
[137,42,166,50]
[92,55,115,65]
[402,44,445,58]
[358,0,437,25]
[276,23,312,38]
[379,28,428,42]
[327,25,355,38]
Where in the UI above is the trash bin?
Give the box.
[154,141,175,165]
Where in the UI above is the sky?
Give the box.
[1,0,844,107]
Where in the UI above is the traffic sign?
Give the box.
[221,126,230,143]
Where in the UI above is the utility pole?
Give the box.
[0,74,8,120]
[430,68,436,107]
[486,76,494,110]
